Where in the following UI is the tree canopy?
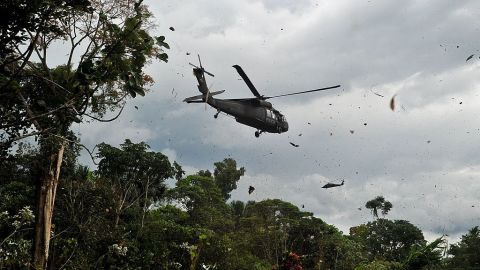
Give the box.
[365,196,393,219]
[1,143,471,269]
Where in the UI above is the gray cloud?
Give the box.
[74,0,480,241]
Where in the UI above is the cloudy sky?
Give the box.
[74,0,480,242]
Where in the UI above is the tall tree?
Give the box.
[0,0,169,267]
[351,219,425,262]
[365,196,392,219]
[213,158,245,200]
[96,140,177,227]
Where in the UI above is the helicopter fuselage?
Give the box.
[208,98,289,134]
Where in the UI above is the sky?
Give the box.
[74,0,480,242]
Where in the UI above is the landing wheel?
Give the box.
[214,111,220,119]
[255,131,260,138]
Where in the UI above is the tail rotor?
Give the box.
[189,54,215,77]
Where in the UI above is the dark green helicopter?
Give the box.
[184,56,340,137]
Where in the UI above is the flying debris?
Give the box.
[134,106,138,110]
[248,186,255,194]
[307,122,311,125]
[390,95,396,111]
[466,54,474,62]
[371,89,384,97]
[298,133,302,137]
[289,142,299,147]
[322,180,344,189]
[349,130,354,134]
[186,52,190,55]
[169,26,175,31]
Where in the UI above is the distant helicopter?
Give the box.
[322,179,345,189]
[184,56,340,137]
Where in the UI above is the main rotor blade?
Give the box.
[264,85,341,99]
[232,65,262,98]
[224,98,258,101]
[185,100,206,103]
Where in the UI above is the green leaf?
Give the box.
[135,87,145,96]
[128,89,137,98]
[99,12,107,21]
[155,36,170,49]
[156,53,168,62]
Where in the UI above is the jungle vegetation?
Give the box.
[0,0,478,269]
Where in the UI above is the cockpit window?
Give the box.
[266,109,274,119]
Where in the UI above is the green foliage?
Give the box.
[447,226,480,268]
[365,196,393,219]
[352,219,425,262]
[0,0,169,152]
[1,1,170,265]
[0,206,35,268]
[169,175,231,231]
[401,236,446,270]
[96,139,177,226]
[213,158,245,200]
[1,145,476,269]
[355,260,402,270]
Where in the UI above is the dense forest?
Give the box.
[0,0,479,269]
[0,140,479,269]
[0,140,480,269]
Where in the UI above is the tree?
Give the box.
[167,174,236,269]
[401,236,446,270]
[49,164,115,268]
[351,219,425,262]
[169,174,230,230]
[365,196,392,219]
[0,0,169,267]
[448,226,480,268]
[96,140,177,227]
[213,158,245,200]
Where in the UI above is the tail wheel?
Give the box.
[255,131,260,138]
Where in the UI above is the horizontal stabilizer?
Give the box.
[183,90,225,102]
[183,94,204,102]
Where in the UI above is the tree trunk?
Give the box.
[33,141,65,269]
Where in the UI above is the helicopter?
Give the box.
[184,56,340,137]
[322,179,345,189]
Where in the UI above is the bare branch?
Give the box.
[27,30,48,70]
[16,91,43,131]
[83,102,126,122]
[0,31,40,91]
[0,129,52,147]
[48,133,99,165]
[58,246,77,270]
[30,73,74,95]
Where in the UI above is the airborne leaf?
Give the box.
[390,95,396,111]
